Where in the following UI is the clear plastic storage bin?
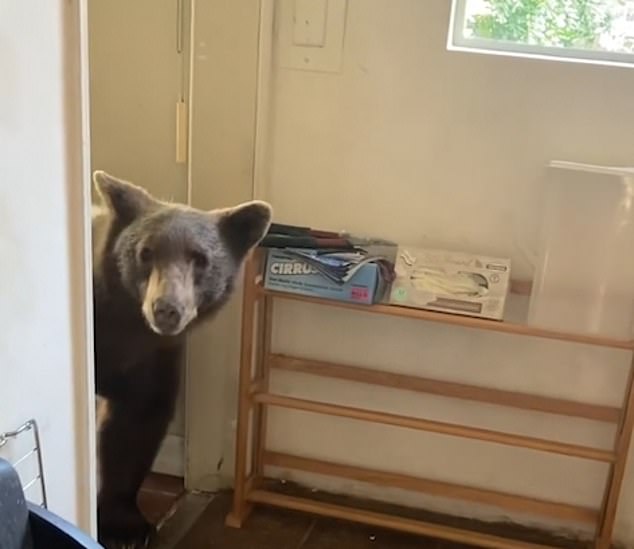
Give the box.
[528,161,634,340]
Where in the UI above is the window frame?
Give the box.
[448,0,634,68]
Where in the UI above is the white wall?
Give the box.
[0,0,95,534]
[246,0,634,544]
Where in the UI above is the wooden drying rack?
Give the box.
[227,250,634,549]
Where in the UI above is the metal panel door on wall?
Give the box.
[88,0,191,476]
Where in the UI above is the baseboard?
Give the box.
[185,472,231,493]
[152,434,184,477]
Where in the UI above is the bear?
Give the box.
[91,170,272,549]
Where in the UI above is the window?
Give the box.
[449,0,634,66]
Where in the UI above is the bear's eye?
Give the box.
[191,251,208,270]
[139,247,153,264]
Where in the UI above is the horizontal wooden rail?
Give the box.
[259,288,634,351]
[247,489,557,549]
[253,392,615,462]
[269,354,620,423]
[263,451,598,524]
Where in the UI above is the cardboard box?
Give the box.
[389,247,511,320]
[263,248,389,305]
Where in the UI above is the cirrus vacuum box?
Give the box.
[263,248,390,305]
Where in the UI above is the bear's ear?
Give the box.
[93,171,157,223]
[217,200,273,260]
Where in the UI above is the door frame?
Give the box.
[69,0,98,535]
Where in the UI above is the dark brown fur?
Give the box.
[92,172,271,548]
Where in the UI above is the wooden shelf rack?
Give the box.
[227,251,634,549]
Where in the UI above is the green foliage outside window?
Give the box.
[468,0,615,49]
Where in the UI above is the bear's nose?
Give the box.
[152,298,183,333]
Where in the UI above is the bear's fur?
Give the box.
[92,171,272,548]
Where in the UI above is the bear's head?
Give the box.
[93,170,272,336]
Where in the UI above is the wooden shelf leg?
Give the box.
[252,296,273,477]
[225,502,254,529]
[226,254,260,529]
[595,359,634,549]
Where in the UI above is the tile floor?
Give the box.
[141,477,587,549]
[138,473,185,526]
[174,492,444,549]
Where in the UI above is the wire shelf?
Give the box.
[0,418,48,508]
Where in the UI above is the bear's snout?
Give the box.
[152,297,184,335]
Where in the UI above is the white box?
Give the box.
[389,247,511,320]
